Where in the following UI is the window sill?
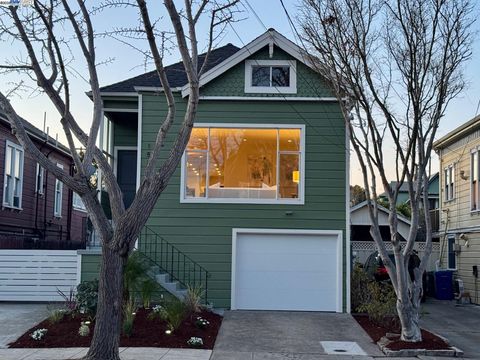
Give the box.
[2,204,23,211]
[443,199,456,204]
[54,215,62,219]
[180,198,304,205]
[73,207,88,213]
[244,86,297,94]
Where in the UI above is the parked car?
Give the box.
[364,251,427,300]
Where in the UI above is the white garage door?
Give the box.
[232,229,342,312]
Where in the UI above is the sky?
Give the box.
[1,1,480,187]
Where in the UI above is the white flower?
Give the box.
[30,328,48,341]
[187,336,203,346]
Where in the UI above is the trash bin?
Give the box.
[435,270,454,300]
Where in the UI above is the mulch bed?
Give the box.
[353,314,451,351]
[9,307,222,349]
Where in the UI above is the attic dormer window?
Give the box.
[245,60,297,94]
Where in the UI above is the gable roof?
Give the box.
[98,29,329,97]
[99,43,240,94]
[180,28,323,97]
[351,200,412,225]
[434,115,480,150]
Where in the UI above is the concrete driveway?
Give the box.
[0,303,49,348]
[420,299,480,359]
[211,311,383,359]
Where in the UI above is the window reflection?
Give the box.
[185,127,302,201]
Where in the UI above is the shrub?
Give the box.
[123,299,137,337]
[124,252,150,300]
[148,304,168,321]
[140,278,158,309]
[56,287,77,313]
[186,336,203,347]
[184,285,204,314]
[76,279,99,316]
[358,281,399,329]
[195,316,210,329]
[78,321,91,337]
[351,262,372,312]
[164,298,187,332]
[47,307,67,324]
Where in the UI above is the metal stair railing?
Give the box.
[137,226,209,303]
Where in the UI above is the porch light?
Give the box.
[292,170,300,183]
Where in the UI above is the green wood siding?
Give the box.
[200,46,334,98]
[104,97,138,110]
[139,93,347,309]
[113,117,137,147]
[80,253,101,282]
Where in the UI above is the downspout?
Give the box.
[66,161,74,242]
[34,142,48,233]
[43,149,55,238]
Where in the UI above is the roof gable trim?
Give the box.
[181,29,319,98]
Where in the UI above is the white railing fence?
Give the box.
[0,250,80,302]
[352,241,440,271]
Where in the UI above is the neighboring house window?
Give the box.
[35,163,44,195]
[72,192,86,211]
[244,60,297,94]
[447,236,456,269]
[54,163,64,217]
[3,140,24,209]
[444,165,455,201]
[181,125,304,204]
[471,149,479,211]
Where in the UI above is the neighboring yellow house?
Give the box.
[434,115,480,304]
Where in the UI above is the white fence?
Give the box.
[0,250,80,302]
[352,241,440,271]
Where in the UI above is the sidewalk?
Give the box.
[0,347,212,360]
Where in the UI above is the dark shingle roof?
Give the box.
[100,43,241,93]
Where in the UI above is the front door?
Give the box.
[116,149,137,208]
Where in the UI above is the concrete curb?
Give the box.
[377,336,464,358]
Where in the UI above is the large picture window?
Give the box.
[3,140,24,209]
[182,125,304,204]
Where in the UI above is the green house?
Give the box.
[80,29,350,312]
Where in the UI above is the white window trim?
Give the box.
[54,163,64,217]
[180,123,305,205]
[244,60,297,94]
[471,147,480,213]
[35,163,44,195]
[3,140,24,210]
[72,192,87,212]
[443,164,455,202]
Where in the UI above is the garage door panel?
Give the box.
[233,230,341,312]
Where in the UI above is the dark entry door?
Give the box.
[116,149,137,208]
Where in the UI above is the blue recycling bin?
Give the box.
[435,270,454,300]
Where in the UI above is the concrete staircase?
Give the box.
[148,265,188,300]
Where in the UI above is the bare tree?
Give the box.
[299,0,474,341]
[0,0,238,359]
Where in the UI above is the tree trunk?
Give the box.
[83,246,126,360]
[397,281,423,342]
